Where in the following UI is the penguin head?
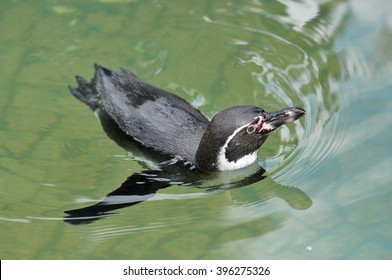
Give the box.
[195,106,305,172]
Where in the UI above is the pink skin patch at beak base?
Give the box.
[259,121,274,133]
[247,116,274,134]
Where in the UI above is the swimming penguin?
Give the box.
[69,64,305,172]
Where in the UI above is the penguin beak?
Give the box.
[261,107,305,133]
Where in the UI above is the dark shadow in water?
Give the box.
[64,165,266,225]
[64,111,312,225]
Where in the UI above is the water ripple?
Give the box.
[204,0,374,189]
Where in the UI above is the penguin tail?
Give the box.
[69,73,99,111]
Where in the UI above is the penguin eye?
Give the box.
[246,125,256,134]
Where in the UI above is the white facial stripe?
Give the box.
[217,122,258,171]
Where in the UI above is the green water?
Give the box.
[1,0,391,259]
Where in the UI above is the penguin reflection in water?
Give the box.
[65,65,311,224]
